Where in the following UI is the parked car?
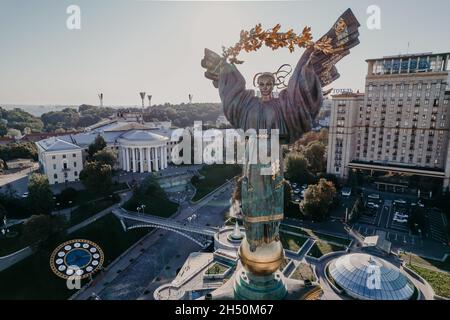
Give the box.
[302,184,308,189]
[341,187,352,197]
[367,202,379,209]
[394,213,409,219]
[394,199,407,205]
[367,194,380,200]
[393,216,408,223]
[21,192,29,198]
[291,183,298,188]
[293,189,301,194]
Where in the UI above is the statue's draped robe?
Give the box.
[218,48,323,249]
[216,8,360,249]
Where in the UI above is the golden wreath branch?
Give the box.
[222,24,335,64]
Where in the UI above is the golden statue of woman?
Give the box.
[201,8,360,297]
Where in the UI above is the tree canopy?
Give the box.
[20,214,65,249]
[0,107,43,132]
[300,178,336,221]
[27,173,54,215]
[93,149,116,167]
[87,135,107,158]
[0,142,38,162]
[79,161,113,194]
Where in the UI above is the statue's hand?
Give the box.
[201,48,225,88]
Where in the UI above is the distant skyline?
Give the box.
[0,0,449,106]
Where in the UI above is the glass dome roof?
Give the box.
[328,253,415,300]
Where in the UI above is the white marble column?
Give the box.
[121,147,126,171]
[139,147,144,173]
[153,147,159,171]
[125,147,130,172]
[132,147,136,173]
[146,147,151,172]
[164,146,168,168]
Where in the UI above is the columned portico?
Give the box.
[118,130,169,173]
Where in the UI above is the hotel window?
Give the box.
[62,155,66,159]
[53,164,56,170]
[52,155,56,160]
[445,100,449,105]
[64,172,68,178]
[54,174,57,179]
[74,162,77,167]
[72,153,76,157]
[74,171,78,176]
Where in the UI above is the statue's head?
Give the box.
[253,64,292,101]
[256,73,275,99]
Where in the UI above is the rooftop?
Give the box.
[366,52,450,62]
[328,253,416,300]
[37,137,81,152]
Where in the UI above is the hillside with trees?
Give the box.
[0,107,43,133]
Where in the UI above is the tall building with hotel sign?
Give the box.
[327,52,450,191]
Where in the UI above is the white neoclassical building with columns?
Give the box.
[117,130,168,173]
[36,120,177,184]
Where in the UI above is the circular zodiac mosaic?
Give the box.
[50,239,104,280]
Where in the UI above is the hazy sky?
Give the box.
[0,0,449,106]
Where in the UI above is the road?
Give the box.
[0,164,39,195]
[72,180,234,300]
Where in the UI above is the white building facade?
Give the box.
[36,121,174,184]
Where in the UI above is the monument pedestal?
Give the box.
[233,268,287,300]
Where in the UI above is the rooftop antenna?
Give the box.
[98,93,103,107]
[139,92,146,124]
[407,41,410,55]
[188,94,193,104]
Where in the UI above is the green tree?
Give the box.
[93,149,116,167]
[0,203,6,222]
[303,141,326,174]
[7,128,21,138]
[87,135,107,158]
[0,142,38,161]
[0,107,43,132]
[79,161,112,194]
[57,187,78,206]
[283,180,292,210]
[300,178,336,221]
[0,122,7,136]
[285,152,314,184]
[20,214,65,249]
[27,173,54,214]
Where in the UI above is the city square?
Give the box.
[0,0,449,310]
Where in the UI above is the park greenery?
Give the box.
[0,142,38,162]
[300,178,337,221]
[40,105,116,132]
[280,232,308,252]
[87,135,107,158]
[92,149,116,167]
[124,175,178,218]
[0,213,150,299]
[0,107,44,133]
[0,103,224,137]
[285,130,328,185]
[192,164,241,202]
[27,173,54,215]
[408,264,450,298]
[20,214,65,251]
[80,161,113,195]
[79,135,115,194]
